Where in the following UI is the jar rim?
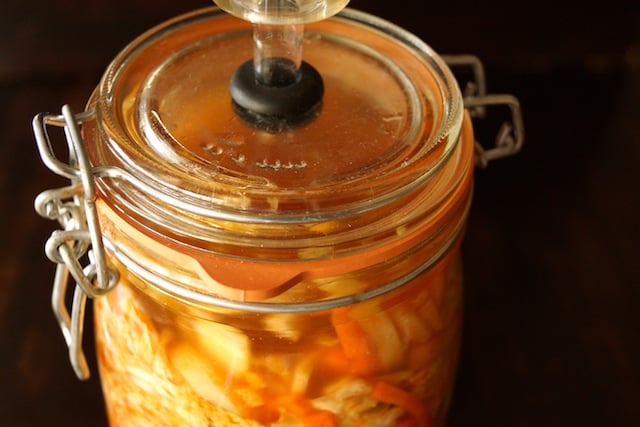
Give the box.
[83,5,476,302]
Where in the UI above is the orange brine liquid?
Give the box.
[94,241,463,427]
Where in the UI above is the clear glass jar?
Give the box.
[32,5,522,427]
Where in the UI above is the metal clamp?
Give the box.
[33,105,118,380]
[442,54,525,168]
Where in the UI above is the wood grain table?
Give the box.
[1,1,639,425]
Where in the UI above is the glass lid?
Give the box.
[91,7,463,223]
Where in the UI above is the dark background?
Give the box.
[1,0,639,426]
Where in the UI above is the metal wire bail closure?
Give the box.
[33,105,118,380]
[442,54,525,167]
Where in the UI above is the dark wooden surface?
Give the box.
[1,1,639,426]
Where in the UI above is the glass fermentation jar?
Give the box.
[33,5,523,427]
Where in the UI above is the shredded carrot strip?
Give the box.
[270,393,311,416]
[371,381,432,426]
[331,308,378,375]
[267,393,337,427]
[316,344,350,376]
[394,414,419,427]
[244,403,280,424]
[301,409,338,427]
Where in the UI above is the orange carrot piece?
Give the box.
[371,381,432,426]
[270,393,312,416]
[394,414,418,427]
[244,403,280,424]
[330,308,378,375]
[316,344,350,376]
[301,409,338,427]
[268,393,337,427]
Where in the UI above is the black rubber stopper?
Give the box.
[229,57,324,132]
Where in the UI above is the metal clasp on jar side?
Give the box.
[442,54,525,168]
[33,105,118,380]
